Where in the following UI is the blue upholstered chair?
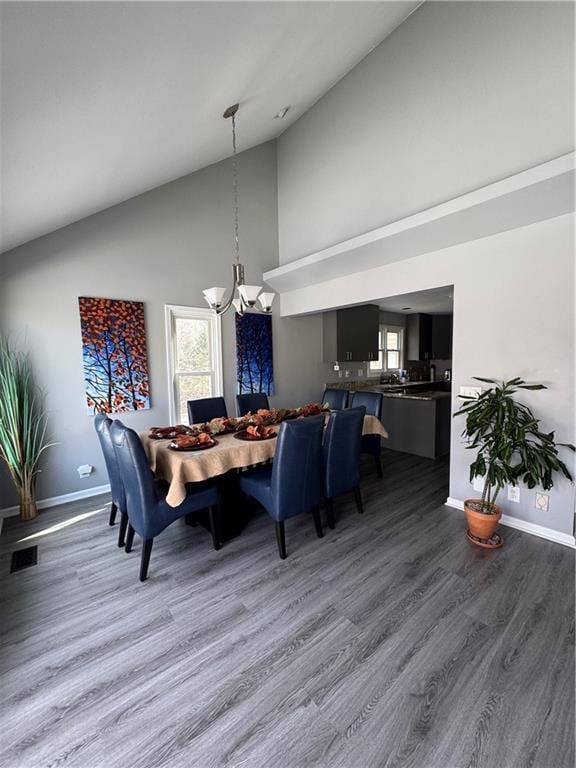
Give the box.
[110,421,220,581]
[350,391,384,478]
[236,392,270,416]
[94,413,129,547]
[322,406,366,529]
[187,396,227,425]
[322,388,349,411]
[239,414,325,559]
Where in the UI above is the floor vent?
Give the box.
[10,546,38,573]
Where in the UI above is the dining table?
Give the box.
[141,413,388,509]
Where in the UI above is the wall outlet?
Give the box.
[507,485,520,503]
[460,386,482,399]
[535,492,549,512]
[77,464,93,478]
[333,363,340,371]
[473,476,484,492]
[337,370,343,378]
[357,369,364,377]
[344,370,350,378]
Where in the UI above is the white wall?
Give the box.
[278,1,575,264]
[277,214,576,537]
[0,141,324,506]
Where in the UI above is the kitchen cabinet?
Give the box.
[406,313,432,361]
[407,313,452,361]
[431,314,453,359]
[322,304,379,362]
[380,395,451,459]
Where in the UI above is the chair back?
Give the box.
[323,406,366,499]
[269,414,324,521]
[110,421,157,539]
[187,396,227,425]
[236,392,270,416]
[94,413,125,510]
[350,390,382,418]
[322,388,349,411]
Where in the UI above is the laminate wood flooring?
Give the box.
[0,450,573,768]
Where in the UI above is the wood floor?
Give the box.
[0,450,573,768]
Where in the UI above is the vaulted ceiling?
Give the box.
[0,1,421,253]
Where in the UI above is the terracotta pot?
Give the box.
[464,499,501,541]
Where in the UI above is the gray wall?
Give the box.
[273,214,576,537]
[0,141,324,506]
[278,1,575,264]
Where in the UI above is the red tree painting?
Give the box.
[78,297,151,414]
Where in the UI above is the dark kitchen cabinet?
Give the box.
[406,313,432,361]
[431,314,453,359]
[322,304,379,362]
[406,313,453,361]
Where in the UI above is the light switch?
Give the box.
[460,386,482,399]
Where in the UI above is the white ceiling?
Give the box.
[0,1,421,254]
[378,286,454,315]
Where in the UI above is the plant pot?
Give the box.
[464,499,501,542]
[19,490,38,521]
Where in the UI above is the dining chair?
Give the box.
[187,396,227,425]
[239,414,325,559]
[94,413,129,547]
[322,388,349,411]
[350,390,384,477]
[236,392,270,416]
[110,421,221,581]
[322,406,366,529]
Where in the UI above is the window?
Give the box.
[369,325,404,373]
[165,306,223,423]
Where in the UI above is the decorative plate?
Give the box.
[168,438,218,451]
[149,426,191,440]
[233,430,277,442]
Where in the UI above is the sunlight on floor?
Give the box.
[17,507,108,543]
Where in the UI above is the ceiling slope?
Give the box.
[0,1,420,253]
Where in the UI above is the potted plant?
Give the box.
[454,377,574,546]
[0,339,53,520]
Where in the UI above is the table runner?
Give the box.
[141,414,388,507]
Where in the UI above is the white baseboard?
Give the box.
[445,497,575,549]
[0,484,111,519]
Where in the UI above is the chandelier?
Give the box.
[202,104,275,316]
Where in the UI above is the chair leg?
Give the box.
[125,524,135,553]
[375,454,383,478]
[139,538,154,582]
[108,501,117,526]
[354,486,364,515]
[325,498,335,530]
[312,506,324,539]
[118,511,128,548]
[275,520,287,559]
[208,505,222,551]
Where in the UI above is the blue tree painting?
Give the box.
[235,312,274,395]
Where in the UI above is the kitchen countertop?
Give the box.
[378,390,451,401]
[326,380,452,401]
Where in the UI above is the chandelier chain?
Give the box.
[232,113,240,265]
